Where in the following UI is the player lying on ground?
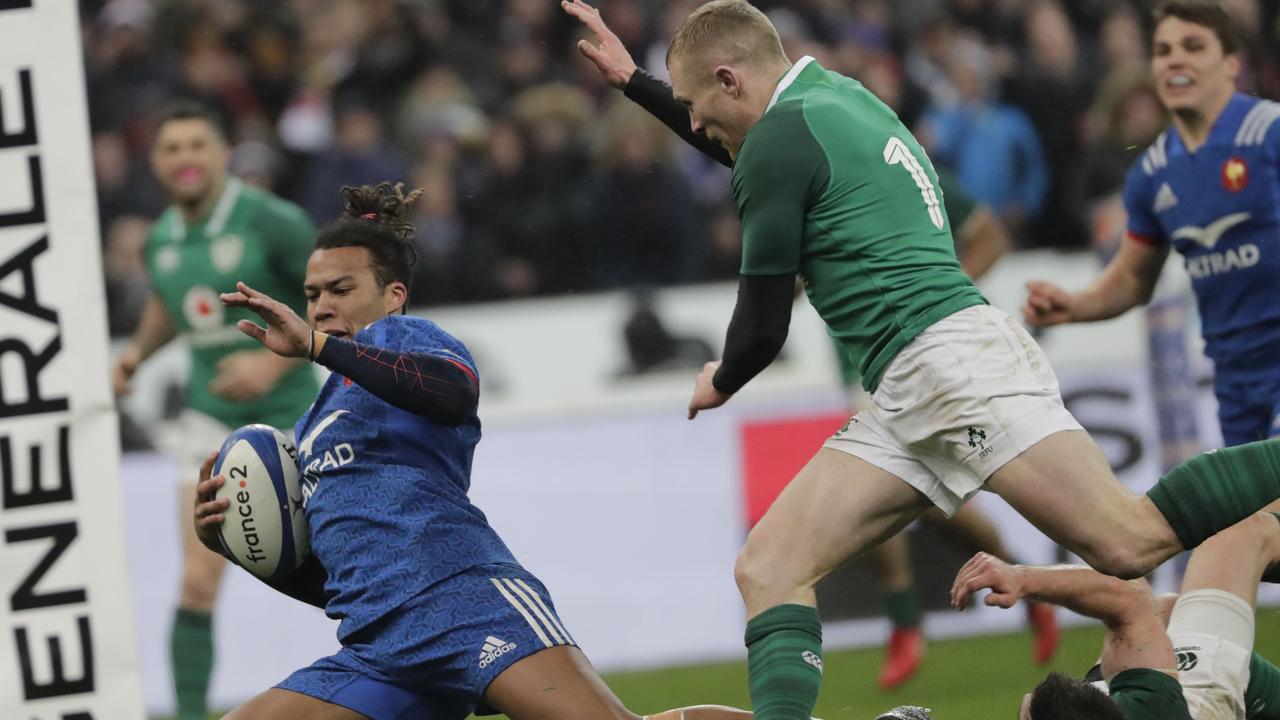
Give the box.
[562,0,1055,690]
[563,1,1280,718]
[192,182,755,720]
[952,505,1280,719]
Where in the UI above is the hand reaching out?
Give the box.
[220,281,313,359]
[1022,280,1074,327]
[562,0,638,90]
[951,552,1027,610]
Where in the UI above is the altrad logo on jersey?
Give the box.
[296,410,354,508]
[1171,212,1259,280]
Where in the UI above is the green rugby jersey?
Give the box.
[1109,668,1192,719]
[833,169,981,388]
[733,57,986,392]
[144,177,319,429]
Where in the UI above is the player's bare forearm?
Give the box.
[129,294,179,361]
[1019,564,1153,630]
[1071,237,1168,322]
[953,552,1150,628]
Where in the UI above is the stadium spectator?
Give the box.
[1007,0,1093,249]
[588,100,700,288]
[300,99,409,223]
[920,34,1048,242]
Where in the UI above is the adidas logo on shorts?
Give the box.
[479,635,517,668]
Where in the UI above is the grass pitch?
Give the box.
[183,610,1280,719]
[583,610,1280,720]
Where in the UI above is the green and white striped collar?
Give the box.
[766,55,816,112]
[168,176,243,242]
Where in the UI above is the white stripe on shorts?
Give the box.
[490,578,552,647]
[501,578,565,645]
[512,578,574,645]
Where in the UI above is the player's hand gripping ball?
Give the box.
[212,424,309,580]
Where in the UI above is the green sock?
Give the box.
[745,604,824,720]
[885,588,923,629]
[171,608,213,720]
[1246,652,1280,719]
[1146,440,1280,550]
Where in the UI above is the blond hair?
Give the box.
[666,0,788,80]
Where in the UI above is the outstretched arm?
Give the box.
[563,0,732,168]
[112,294,178,396]
[1023,236,1168,327]
[221,281,478,425]
[952,552,1175,679]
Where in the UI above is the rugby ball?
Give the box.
[212,424,309,580]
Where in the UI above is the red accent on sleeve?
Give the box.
[442,357,478,387]
[1126,231,1157,246]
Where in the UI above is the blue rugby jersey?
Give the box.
[293,314,517,639]
[1124,93,1280,371]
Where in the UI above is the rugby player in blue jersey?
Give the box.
[192,182,756,720]
[1026,0,1280,448]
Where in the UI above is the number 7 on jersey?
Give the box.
[883,136,945,229]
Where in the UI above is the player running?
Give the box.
[562,0,1056,689]
[952,503,1280,720]
[1023,0,1280,449]
[192,182,757,720]
[111,101,319,720]
[566,1,1280,717]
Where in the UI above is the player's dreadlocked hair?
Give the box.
[314,182,423,313]
[1027,673,1125,720]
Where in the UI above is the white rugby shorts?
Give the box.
[825,304,1082,515]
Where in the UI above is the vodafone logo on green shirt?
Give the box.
[183,286,224,330]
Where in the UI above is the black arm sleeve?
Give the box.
[624,68,733,169]
[315,336,479,426]
[711,273,795,395]
[263,554,328,610]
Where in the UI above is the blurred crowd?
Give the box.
[85,0,1280,335]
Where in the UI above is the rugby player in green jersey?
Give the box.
[566,1,1280,717]
[562,0,1056,690]
[953,504,1280,720]
[111,102,319,720]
